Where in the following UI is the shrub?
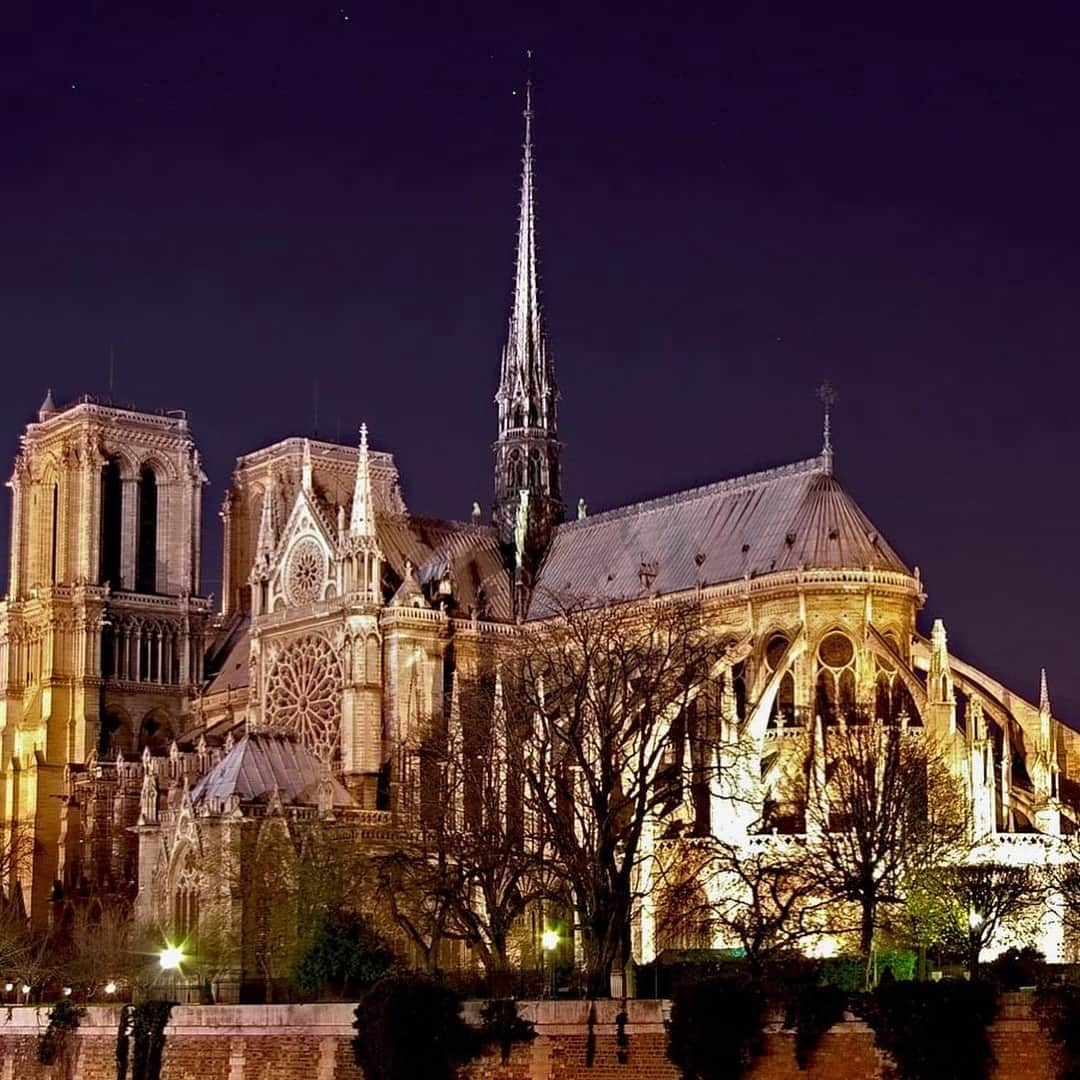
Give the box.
[292,909,394,997]
[478,998,535,1064]
[353,975,476,1080]
[37,998,82,1066]
[1034,984,1080,1080]
[861,979,998,1080]
[987,947,1047,991]
[129,1000,174,1080]
[667,971,767,1080]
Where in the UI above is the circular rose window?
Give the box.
[265,634,342,762]
[286,537,326,605]
[818,631,854,669]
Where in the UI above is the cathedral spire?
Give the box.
[350,423,376,539]
[493,52,563,578]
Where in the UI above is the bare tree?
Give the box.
[803,716,969,970]
[935,863,1046,979]
[655,837,828,974]
[500,595,729,996]
[65,906,141,998]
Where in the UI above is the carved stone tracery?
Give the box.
[264,633,342,762]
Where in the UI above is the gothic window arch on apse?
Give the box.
[815,630,856,722]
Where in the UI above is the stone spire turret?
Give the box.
[493,54,563,583]
[350,423,375,539]
[38,388,57,422]
[301,438,313,495]
[254,475,276,572]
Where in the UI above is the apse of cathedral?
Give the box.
[1,74,1077,989]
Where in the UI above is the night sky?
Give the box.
[3,8,1080,716]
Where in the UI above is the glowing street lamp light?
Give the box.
[159,945,184,971]
[541,929,559,952]
[104,981,117,996]
[3,983,11,993]
[62,987,72,997]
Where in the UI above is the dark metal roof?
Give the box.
[529,455,908,616]
[204,615,251,695]
[190,731,356,808]
[377,514,513,621]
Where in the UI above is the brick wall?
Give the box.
[0,994,1061,1079]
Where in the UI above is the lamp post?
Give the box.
[159,943,184,1001]
[541,929,558,999]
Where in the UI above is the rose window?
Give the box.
[265,635,342,762]
[286,537,326,605]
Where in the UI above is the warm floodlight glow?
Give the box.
[104,981,117,995]
[541,929,559,951]
[159,945,183,971]
[968,910,984,931]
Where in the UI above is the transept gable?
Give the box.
[269,487,337,608]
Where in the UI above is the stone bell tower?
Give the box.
[0,393,210,923]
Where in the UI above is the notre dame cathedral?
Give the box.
[1,77,1077,995]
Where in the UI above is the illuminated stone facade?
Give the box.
[2,80,1078,993]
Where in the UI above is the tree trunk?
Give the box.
[968,937,981,982]
[859,895,876,963]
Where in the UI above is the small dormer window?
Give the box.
[639,560,658,591]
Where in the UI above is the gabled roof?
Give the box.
[190,731,355,809]
[530,456,908,616]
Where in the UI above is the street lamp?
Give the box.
[104,981,117,996]
[541,929,559,998]
[159,945,183,971]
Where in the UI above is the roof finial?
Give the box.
[816,380,838,473]
[1040,667,1051,715]
[350,422,376,539]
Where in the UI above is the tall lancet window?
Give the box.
[136,465,158,593]
[99,457,123,589]
[50,481,59,584]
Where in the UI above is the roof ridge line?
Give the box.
[559,454,828,530]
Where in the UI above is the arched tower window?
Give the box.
[528,449,543,491]
[50,481,59,584]
[136,465,158,593]
[506,449,524,491]
[99,457,123,589]
[98,710,132,756]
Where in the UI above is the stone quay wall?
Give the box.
[0,993,1061,1079]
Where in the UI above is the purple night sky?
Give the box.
[2,8,1079,716]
